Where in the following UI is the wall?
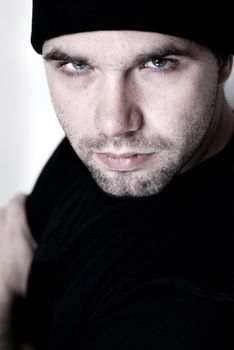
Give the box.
[0,0,64,206]
[0,0,234,205]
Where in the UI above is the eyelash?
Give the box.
[56,61,88,77]
[140,57,178,73]
[55,56,178,78]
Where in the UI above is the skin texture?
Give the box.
[43,30,234,197]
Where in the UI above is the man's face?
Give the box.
[43,30,220,197]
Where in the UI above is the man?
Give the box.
[1,0,234,349]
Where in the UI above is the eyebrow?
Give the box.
[43,42,199,66]
[133,43,199,66]
[43,49,89,65]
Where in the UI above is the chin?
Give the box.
[89,167,172,198]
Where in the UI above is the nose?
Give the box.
[94,75,143,137]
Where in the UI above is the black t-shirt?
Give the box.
[22,137,234,349]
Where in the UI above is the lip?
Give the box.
[95,152,154,171]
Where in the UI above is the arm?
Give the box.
[0,194,37,349]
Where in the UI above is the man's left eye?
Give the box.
[143,58,175,70]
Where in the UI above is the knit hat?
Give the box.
[31,0,234,54]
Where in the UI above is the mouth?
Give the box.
[95,152,154,171]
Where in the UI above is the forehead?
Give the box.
[43,30,208,60]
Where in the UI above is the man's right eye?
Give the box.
[64,62,86,71]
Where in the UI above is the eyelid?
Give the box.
[54,60,90,77]
[146,55,177,62]
[56,60,87,68]
[140,56,178,70]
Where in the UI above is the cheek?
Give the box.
[47,80,94,136]
[139,72,217,138]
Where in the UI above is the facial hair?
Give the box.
[57,84,218,198]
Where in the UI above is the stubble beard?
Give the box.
[66,113,214,197]
[58,89,218,198]
[84,158,182,197]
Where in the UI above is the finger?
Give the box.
[6,193,37,250]
[0,207,6,224]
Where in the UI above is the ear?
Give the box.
[218,55,233,84]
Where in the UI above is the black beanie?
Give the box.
[31,0,234,54]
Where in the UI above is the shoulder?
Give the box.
[25,137,85,241]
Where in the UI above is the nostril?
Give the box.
[95,107,143,137]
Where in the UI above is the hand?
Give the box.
[0,194,37,301]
